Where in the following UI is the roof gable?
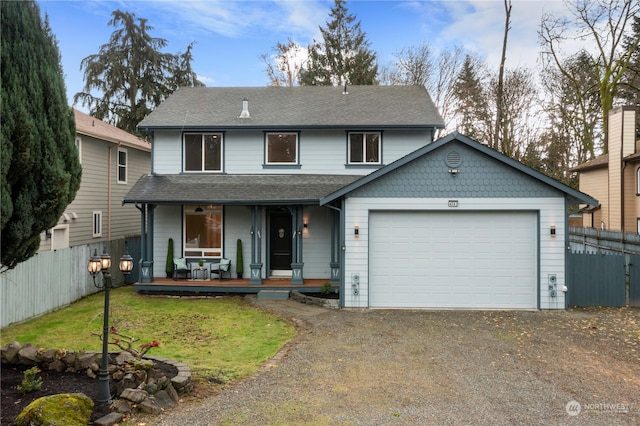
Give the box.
[321,132,599,206]
[138,85,444,130]
[74,109,151,152]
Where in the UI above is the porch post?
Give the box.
[291,205,304,285]
[330,208,340,284]
[250,205,263,284]
[136,203,153,283]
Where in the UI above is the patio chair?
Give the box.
[210,258,231,280]
[173,258,191,280]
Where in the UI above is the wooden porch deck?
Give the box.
[134,277,337,295]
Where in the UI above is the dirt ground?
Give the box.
[3,305,639,425]
[151,305,640,426]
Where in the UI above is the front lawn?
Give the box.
[1,286,296,383]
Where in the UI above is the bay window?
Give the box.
[184,133,223,172]
[184,205,223,257]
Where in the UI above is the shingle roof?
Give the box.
[138,85,444,130]
[74,109,151,151]
[570,154,609,172]
[123,174,361,205]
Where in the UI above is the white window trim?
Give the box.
[75,136,82,164]
[183,205,224,258]
[636,166,640,194]
[183,133,224,172]
[265,132,299,165]
[348,131,382,165]
[117,147,127,184]
[92,211,102,237]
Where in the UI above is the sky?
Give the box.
[39,0,574,111]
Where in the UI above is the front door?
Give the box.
[270,211,292,272]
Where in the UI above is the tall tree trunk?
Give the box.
[494,0,512,152]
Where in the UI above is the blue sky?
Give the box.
[39,0,570,109]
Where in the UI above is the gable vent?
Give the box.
[445,150,462,168]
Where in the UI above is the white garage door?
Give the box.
[369,211,537,309]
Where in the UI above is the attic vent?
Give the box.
[238,98,250,118]
[445,150,462,168]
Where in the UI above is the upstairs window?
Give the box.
[637,167,640,194]
[184,133,223,172]
[117,147,127,183]
[266,133,298,164]
[75,137,82,164]
[348,132,381,164]
[184,205,223,258]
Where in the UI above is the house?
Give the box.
[571,106,640,233]
[125,85,597,309]
[39,109,151,251]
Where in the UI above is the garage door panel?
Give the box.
[369,211,537,309]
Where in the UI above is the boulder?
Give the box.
[119,388,148,404]
[17,344,40,366]
[15,393,93,426]
[1,341,21,364]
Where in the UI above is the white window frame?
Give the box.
[636,167,640,194]
[183,133,224,172]
[183,205,224,258]
[265,132,299,165]
[117,147,127,184]
[92,211,102,237]
[75,136,82,164]
[348,132,381,165]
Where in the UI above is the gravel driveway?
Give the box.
[151,301,639,425]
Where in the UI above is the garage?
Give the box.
[369,211,538,309]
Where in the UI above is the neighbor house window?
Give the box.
[184,205,223,257]
[348,132,381,164]
[184,133,223,172]
[636,167,640,194]
[117,147,127,183]
[266,132,298,164]
[75,137,82,164]
[92,211,102,237]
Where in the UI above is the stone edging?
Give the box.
[144,355,194,395]
[290,290,340,309]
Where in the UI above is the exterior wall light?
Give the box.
[354,226,359,237]
[550,226,556,238]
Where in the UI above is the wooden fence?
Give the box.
[569,227,640,255]
[1,237,140,328]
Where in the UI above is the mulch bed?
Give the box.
[1,361,178,425]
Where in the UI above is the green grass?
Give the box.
[1,287,296,381]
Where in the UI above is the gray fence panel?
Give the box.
[567,252,626,307]
[630,254,640,308]
[1,236,141,328]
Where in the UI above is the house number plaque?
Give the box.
[448,200,458,207]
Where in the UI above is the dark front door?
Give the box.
[270,211,292,271]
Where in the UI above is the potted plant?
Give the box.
[197,259,204,270]
[165,238,174,278]
[236,239,244,279]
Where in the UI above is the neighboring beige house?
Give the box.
[39,109,151,251]
[572,106,640,233]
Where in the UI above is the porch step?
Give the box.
[257,290,290,300]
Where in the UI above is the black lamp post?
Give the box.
[88,246,134,404]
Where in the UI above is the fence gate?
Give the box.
[630,254,640,308]
[567,252,626,307]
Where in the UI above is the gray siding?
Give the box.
[153,205,182,277]
[301,206,333,278]
[152,128,433,175]
[351,141,562,199]
[224,205,252,277]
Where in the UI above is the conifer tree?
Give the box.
[1,0,81,270]
[299,0,378,86]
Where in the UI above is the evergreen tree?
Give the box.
[299,0,378,86]
[452,55,491,143]
[1,0,81,270]
[74,10,203,135]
